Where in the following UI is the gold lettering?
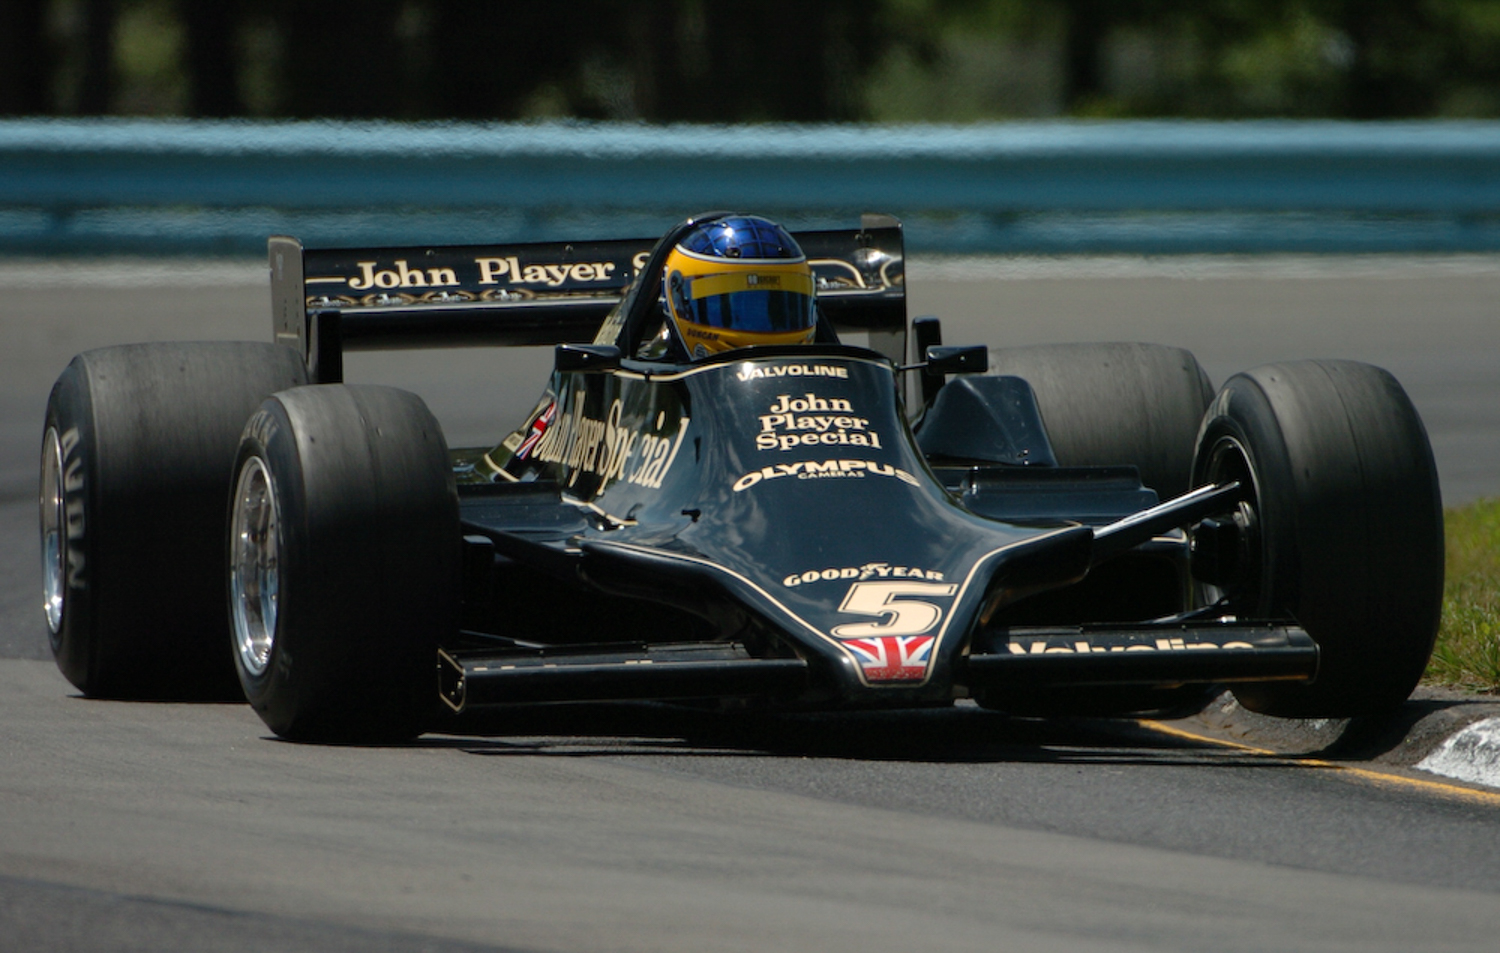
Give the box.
[475,258,618,287]
[476,258,510,284]
[349,261,379,290]
[395,260,428,288]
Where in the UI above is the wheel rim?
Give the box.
[1198,434,1264,613]
[230,456,280,677]
[40,427,66,635]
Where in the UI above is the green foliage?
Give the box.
[7,0,1500,121]
[865,0,1500,120]
[113,0,187,115]
[1428,499,1500,692]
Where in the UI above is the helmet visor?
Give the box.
[672,271,816,334]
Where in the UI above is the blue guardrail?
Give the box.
[3,118,1500,255]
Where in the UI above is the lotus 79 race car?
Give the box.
[40,213,1444,742]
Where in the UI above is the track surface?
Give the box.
[2,259,1499,951]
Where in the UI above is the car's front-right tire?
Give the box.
[229,384,460,742]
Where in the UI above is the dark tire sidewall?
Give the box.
[1194,362,1443,717]
[41,342,308,699]
[231,386,459,742]
[43,362,101,692]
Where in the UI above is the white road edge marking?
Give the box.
[1416,716,1500,790]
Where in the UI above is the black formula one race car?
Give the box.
[40,213,1444,742]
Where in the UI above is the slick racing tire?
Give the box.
[41,342,308,700]
[229,384,459,743]
[986,342,1213,500]
[1191,360,1443,718]
[977,343,1215,719]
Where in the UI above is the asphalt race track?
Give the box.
[2,256,1499,952]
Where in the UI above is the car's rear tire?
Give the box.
[1191,360,1443,717]
[230,384,459,742]
[41,342,308,699]
[976,343,1216,718]
[986,342,1213,499]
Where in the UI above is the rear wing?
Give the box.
[269,214,907,382]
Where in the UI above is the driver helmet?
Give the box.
[662,215,817,359]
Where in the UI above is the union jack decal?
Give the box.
[514,400,557,460]
[840,634,936,682]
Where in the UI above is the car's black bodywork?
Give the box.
[268,214,1320,720]
[43,213,1440,741]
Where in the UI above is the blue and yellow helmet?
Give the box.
[662,215,817,359]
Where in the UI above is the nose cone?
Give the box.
[583,352,1089,696]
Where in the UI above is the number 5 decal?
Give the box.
[831,581,959,638]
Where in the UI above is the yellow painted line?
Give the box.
[1139,719,1500,809]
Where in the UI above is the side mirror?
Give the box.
[925,345,988,375]
[555,343,621,374]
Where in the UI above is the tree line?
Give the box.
[3,0,1498,121]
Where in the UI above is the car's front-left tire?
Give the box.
[1191,360,1443,717]
[41,342,308,699]
[229,384,460,742]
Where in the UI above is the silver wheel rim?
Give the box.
[40,427,65,635]
[1198,433,1263,612]
[230,456,279,677]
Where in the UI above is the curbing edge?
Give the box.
[1173,685,1500,791]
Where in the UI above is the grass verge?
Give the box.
[1426,498,1500,692]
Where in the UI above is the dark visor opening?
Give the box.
[689,290,815,333]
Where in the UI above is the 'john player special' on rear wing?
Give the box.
[269,213,908,382]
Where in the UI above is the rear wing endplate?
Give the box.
[269,214,907,382]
